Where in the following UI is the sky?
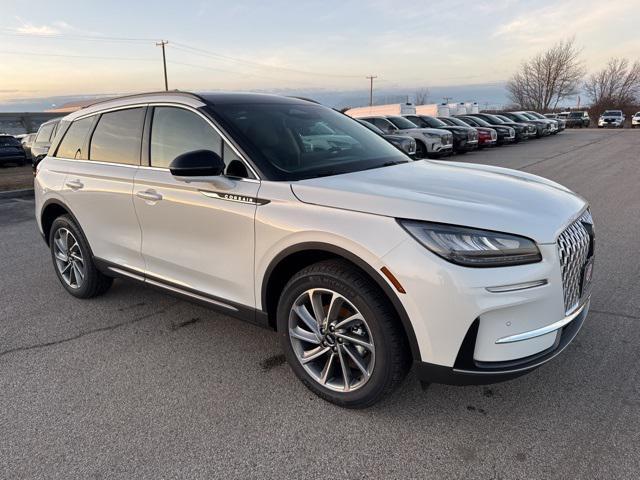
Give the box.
[0,0,638,109]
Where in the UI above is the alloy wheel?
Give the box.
[53,227,85,289]
[288,288,375,393]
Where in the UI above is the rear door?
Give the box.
[133,105,259,309]
[60,107,146,273]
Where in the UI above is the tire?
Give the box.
[414,140,427,159]
[277,259,410,408]
[49,215,113,298]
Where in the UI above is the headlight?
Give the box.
[398,220,542,267]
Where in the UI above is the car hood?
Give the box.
[292,160,586,243]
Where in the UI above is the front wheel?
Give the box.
[414,140,427,159]
[277,260,410,408]
[49,215,113,298]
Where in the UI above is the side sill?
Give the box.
[94,257,271,329]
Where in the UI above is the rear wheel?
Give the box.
[277,259,410,408]
[49,215,113,298]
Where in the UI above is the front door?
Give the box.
[133,105,260,309]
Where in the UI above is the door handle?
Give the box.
[65,179,84,190]
[136,189,163,202]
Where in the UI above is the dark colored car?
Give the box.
[500,112,550,138]
[456,115,515,145]
[565,111,590,128]
[403,114,478,154]
[468,113,529,142]
[357,119,417,157]
[525,111,562,133]
[439,117,497,148]
[20,133,37,161]
[31,118,62,169]
[0,135,27,167]
[493,114,537,139]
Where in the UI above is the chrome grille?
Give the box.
[557,210,594,314]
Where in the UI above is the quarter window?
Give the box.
[89,108,145,165]
[35,123,55,143]
[56,117,94,159]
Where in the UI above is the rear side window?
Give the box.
[35,123,55,143]
[150,107,222,169]
[56,117,94,159]
[90,108,145,165]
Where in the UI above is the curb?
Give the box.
[0,188,35,200]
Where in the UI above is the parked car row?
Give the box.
[347,109,564,160]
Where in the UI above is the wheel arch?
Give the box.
[40,198,79,246]
[261,242,421,362]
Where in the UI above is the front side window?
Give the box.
[150,107,222,169]
[213,103,408,181]
[90,108,145,165]
[56,117,94,159]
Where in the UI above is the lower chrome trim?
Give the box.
[486,279,548,293]
[108,266,145,282]
[145,278,238,312]
[495,298,589,344]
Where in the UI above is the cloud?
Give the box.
[14,21,59,35]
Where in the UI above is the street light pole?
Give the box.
[366,75,377,107]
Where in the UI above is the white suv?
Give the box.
[35,92,594,408]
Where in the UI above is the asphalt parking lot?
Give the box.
[1,130,639,479]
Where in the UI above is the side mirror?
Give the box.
[169,149,225,177]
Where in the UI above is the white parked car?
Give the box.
[35,92,594,408]
[631,112,640,128]
[598,110,625,128]
[354,115,453,159]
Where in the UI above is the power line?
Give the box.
[0,30,156,44]
[0,49,155,61]
[170,42,363,79]
[156,40,169,91]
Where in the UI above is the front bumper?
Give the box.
[415,299,588,385]
[381,233,590,383]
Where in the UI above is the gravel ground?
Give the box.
[0,130,639,479]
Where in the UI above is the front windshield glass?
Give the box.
[494,114,512,123]
[482,114,505,124]
[520,112,537,120]
[603,111,622,116]
[569,112,583,118]
[462,116,491,127]
[357,119,385,135]
[387,116,420,130]
[213,103,409,181]
[441,117,470,127]
[527,112,546,119]
[0,136,20,146]
[420,116,447,128]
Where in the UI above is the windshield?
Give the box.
[506,112,530,122]
[212,103,409,181]
[0,136,21,146]
[603,111,622,116]
[461,116,491,127]
[494,114,512,123]
[386,116,420,130]
[520,112,537,120]
[482,114,505,124]
[358,119,385,135]
[569,112,583,118]
[440,117,464,127]
[418,116,447,128]
[527,112,546,119]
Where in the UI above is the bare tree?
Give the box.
[506,38,585,111]
[414,88,430,105]
[583,57,640,109]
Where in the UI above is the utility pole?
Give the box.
[156,40,169,91]
[443,96,452,104]
[366,75,377,106]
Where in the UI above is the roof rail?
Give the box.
[79,90,206,110]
